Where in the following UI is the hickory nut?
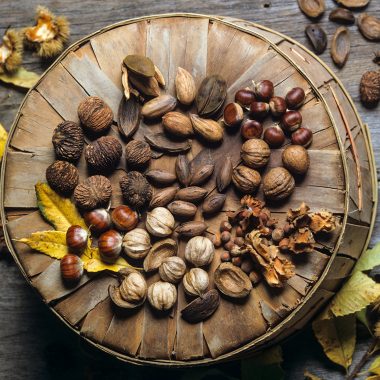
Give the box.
[159,256,186,283]
[146,207,175,237]
[241,139,270,169]
[175,67,196,105]
[147,281,177,311]
[78,96,113,134]
[185,236,214,267]
[123,228,151,259]
[183,268,209,297]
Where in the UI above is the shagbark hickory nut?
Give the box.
[282,110,302,132]
[60,254,83,282]
[74,175,112,210]
[123,228,151,259]
[120,171,152,208]
[183,267,209,297]
[269,96,287,117]
[241,138,270,169]
[185,236,214,267]
[111,205,139,232]
[263,167,295,201]
[291,127,313,148]
[264,125,285,148]
[232,166,261,194]
[98,229,123,262]
[159,256,186,283]
[147,281,177,311]
[282,145,310,175]
[84,208,111,235]
[250,101,270,120]
[223,102,244,127]
[285,87,306,109]
[52,121,84,162]
[46,160,79,195]
[253,80,274,101]
[235,88,255,108]
[146,207,175,237]
[240,120,263,140]
[125,140,151,168]
[78,96,113,134]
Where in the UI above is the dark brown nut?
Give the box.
[285,88,306,110]
[358,13,380,42]
[85,136,122,172]
[253,80,274,102]
[291,127,313,148]
[220,221,232,232]
[52,121,84,162]
[263,167,295,201]
[181,289,220,323]
[269,96,287,117]
[220,231,231,244]
[162,111,193,138]
[145,169,177,187]
[190,163,214,186]
[111,205,139,232]
[232,257,243,267]
[212,232,222,248]
[234,237,245,247]
[249,270,262,285]
[46,160,79,195]
[202,193,226,215]
[216,155,233,192]
[83,208,111,235]
[149,187,178,209]
[175,221,208,238]
[223,102,244,127]
[232,166,261,194]
[282,145,310,175]
[331,27,350,68]
[224,240,235,252]
[235,226,244,237]
[235,88,255,108]
[175,186,208,203]
[282,110,302,132]
[196,75,227,117]
[74,175,112,210]
[167,200,197,220]
[241,139,270,169]
[60,254,83,282]
[120,171,152,208]
[297,0,325,18]
[78,96,113,134]
[240,258,255,274]
[175,154,191,187]
[125,140,151,168]
[264,125,285,148]
[272,228,284,243]
[329,8,355,25]
[360,71,380,107]
[220,251,231,262]
[250,101,270,120]
[305,24,327,55]
[240,119,263,140]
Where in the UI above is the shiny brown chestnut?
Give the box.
[282,110,302,132]
[223,102,244,127]
[253,80,274,101]
[285,87,306,109]
[111,205,138,232]
[60,254,83,282]
[250,101,270,120]
[291,127,313,148]
[84,208,112,234]
[240,119,263,140]
[98,229,123,262]
[264,125,285,148]
[269,96,287,117]
[66,225,88,253]
[235,88,255,108]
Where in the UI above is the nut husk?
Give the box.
[117,95,140,139]
[202,193,226,215]
[175,67,196,105]
[167,200,197,220]
[305,24,327,54]
[145,169,177,187]
[190,163,214,186]
[146,207,175,237]
[329,8,355,24]
[176,186,208,203]
[232,166,261,194]
[214,262,252,298]
[149,187,178,208]
[129,73,160,97]
[241,139,270,169]
[297,0,325,18]
[125,140,151,168]
[52,121,84,162]
[331,27,350,68]
[120,171,152,208]
[147,281,177,311]
[358,13,380,41]
[176,154,191,187]
[181,289,220,323]
[216,155,233,192]
[360,71,380,107]
[145,132,191,153]
[141,94,177,119]
[159,256,186,283]
[143,238,177,272]
[123,54,155,78]
[176,221,208,238]
[162,112,193,138]
[263,167,295,201]
[190,114,224,142]
[183,268,209,297]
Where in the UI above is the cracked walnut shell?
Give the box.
[46,160,79,195]
[120,171,152,208]
[52,121,84,162]
[78,96,113,134]
[74,175,112,210]
[263,167,295,201]
[310,211,337,233]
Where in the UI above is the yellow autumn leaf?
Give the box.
[368,356,380,376]
[312,313,356,371]
[304,370,322,380]
[354,244,380,274]
[0,123,7,160]
[17,230,68,259]
[0,67,40,89]
[35,182,87,232]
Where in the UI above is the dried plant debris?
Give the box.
[331,27,350,68]
[0,29,23,73]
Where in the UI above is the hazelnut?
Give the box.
[120,171,152,208]
[269,96,287,117]
[253,80,274,101]
[240,119,263,140]
[78,96,113,134]
[234,237,245,247]
[147,281,177,311]
[282,110,302,132]
[271,227,284,243]
[249,270,262,285]
[240,258,255,274]
[282,145,310,175]
[235,226,244,237]
[52,121,84,162]
[111,205,139,232]
[185,236,214,267]
[183,268,209,297]
[285,87,305,109]
[159,256,186,283]
[291,127,313,148]
[235,88,255,108]
[83,208,111,235]
[46,160,79,195]
[98,229,123,262]
[221,231,231,244]
[250,101,270,120]
[231,256,243,267]
[85,136,122,172]
[60,254,83,283]
[125,140,151,169]
[66,225,88,253]
[223,102,244,127]
[279,238,290,251]
[232,166,261,194]
[241,139,270,169]
[74,175,112,210]
[360,71,380,107]
[220,221,232,232]
[123,228,151,259]
[264,125,285,148]
[224,240,235,252]
[220,251,231,262]
[212,232,222,248]
[263,167,295,201]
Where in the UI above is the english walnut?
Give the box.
[46,160,79,195]
[125,140,151,168]
[85,136,122,172]
[282,145,310,175]
[74,175,112,210]
[241,139,270,169]
[78,96,113,134]
[263,167,295,201]
[360,71,380,107]
[232,165,261,193]
[52,121,84,162]
[120,171,152,208]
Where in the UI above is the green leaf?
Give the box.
[354,244,380,274]
[368,356,380,376]
[0,67,39,89]
[312,314,356,371]
[356,308,372,334]
[0,122,7,160]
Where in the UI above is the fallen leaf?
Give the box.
[35,182,87,232]
[356,308,372,334]
[304,370,322,380]
[368,356,380,376]
[354,245,380,273]
[0,123,7,160]
[0,67,40,89]
[312,313,356,371]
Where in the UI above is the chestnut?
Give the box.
[240,119,263,140]
[60,254,83,282]
[250,102,269,120]
[263,125,285,148]
[98,229,123,262]
[111,205,138,232]
[282,110,302,132]
[66,225,88,253]
[269,96,287,117]
[84,208,112,235]
[253,80,274,101]
[291,127,313,148]
[235,88,255,108]
[285,87,305,109]
[223,102,244,127]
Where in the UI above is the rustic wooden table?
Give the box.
[0,0,379,379]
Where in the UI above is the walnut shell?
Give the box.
[282,145,310,175]
[120,171,152,208]
[125,140,151,168]
[78,96,113,134]
[52,121,84,162]
[241,139,270,169]
[46,160,79,195]
[263,167,295,201]
[360,71,380,107]
[85,136,122,172]
[232,166,261,193]
[74,175,112,210]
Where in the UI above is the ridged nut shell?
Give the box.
[120,171,152,208]
[263,167,295,200]
[185,236,214,267]
[183,268,209,297]
[162,111,193,138]
[122,228,151,259]
[146,207,175,237]
[232,166,261,194]
[190,114,224,142]
[46,160,79,195]
[74,175,112,210]
[52,121,84,162]
[241,139,271,169]
[143,238,177,272]
[78,96,113,134]
[147,281,177,311]
[159,256,186,283]
[125,140,151,168]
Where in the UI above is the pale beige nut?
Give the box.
[175,67,196,105]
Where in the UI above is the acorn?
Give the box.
[223,102,244,127]
[98,229,123,262]
[241,119,263,140]
[282,110,302,132]
[250,101,270,120]
[235,88,256,108]
[84,208,112,235]
[263,125,285,148]
[269,96,287,117]
[66,225,88,253]
[291,127,313,148]
[60,254,83,282]
[253,80,274,101]
[285,87,305,109]
[111,205,139,232]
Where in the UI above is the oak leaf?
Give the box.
[0,67,39,88]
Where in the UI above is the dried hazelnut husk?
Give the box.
[120,171,152,208]
[125,140,151,169]
[52,121,84,162]
[272,228,284,243]
[183,268,209,297]
[159,256,186,283]
[74,175,112,210]
[241,139,270,169]
[240,120,263,140]
[0,29,23,74]
[264,125,285,148]
[185,236,214,267]
[223,102,244,127]
[78,96,113,134]
[232,166,261,194]
[111,205,138,232]
[310,211,337,233]
[360,71,380,108]
[291,127,313,148]
[46,160,79,195]
[146,207,175,237]
[85,136,122,172]
[263,167,295,201]
[123,228,151,259]
[282,110,302,132]
[285,87,306,109]
[282,145,310,175]
[147,281,177,311]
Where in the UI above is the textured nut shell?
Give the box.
[143,238,177,272]
[167,200,197,219]
[297,0,325,18]
[263,167,295,200]
[52,121,84,162]
[122,228,151,259]
[282,145,310,175]
[147,281,177,311]
[360,71,380,106]
[119,272,147,304]
[175,67,196,105]
[202,193,226,214]
[175,186,208,203]
[141,94,177,118]
[175,221,208,237]
[162,112,193,137]
[181,289,220,323]
[46,161,79,195]
[232,166,261,193]
[185,236,214,267]
[190,114,224,142]
[159,256,186,283]
[78,96,113,133]
[358,13,380,41]
[149,187,178,209]
[74,175,112,210]
[216,155,233,192]
[241,139,270,169]
[120,171,152,208]
[146,207,175,237]
[183,268,209,297]
[125,140,151,167]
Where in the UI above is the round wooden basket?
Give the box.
[0,13,377,367]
